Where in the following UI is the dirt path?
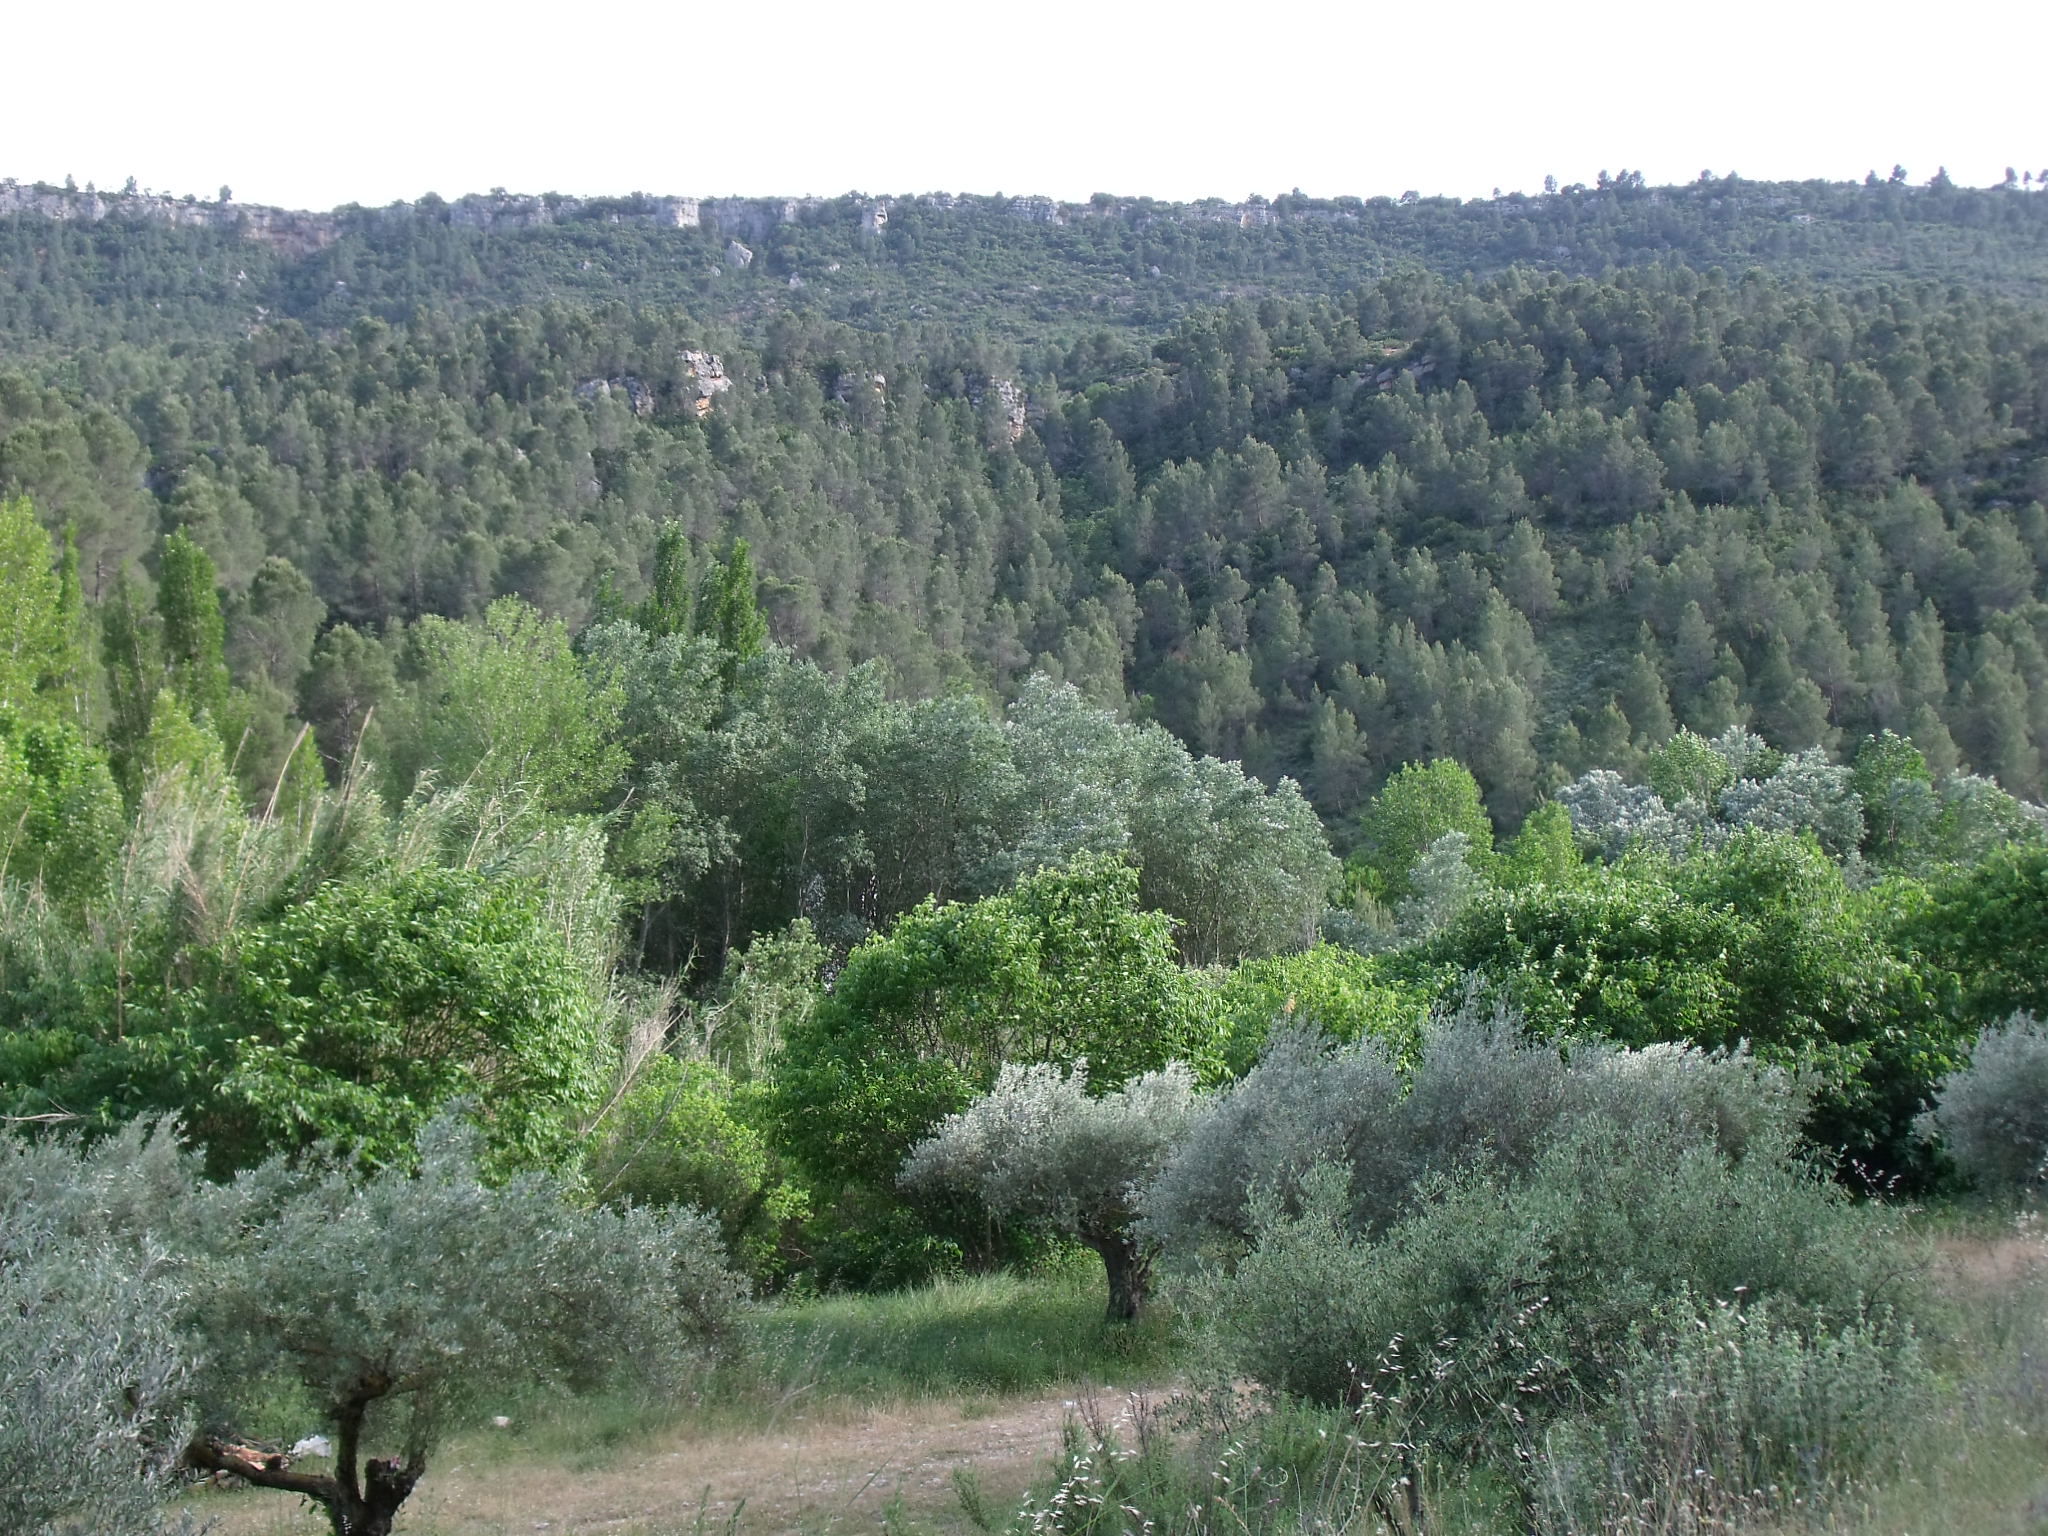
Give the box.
[186,1387,1158,1535]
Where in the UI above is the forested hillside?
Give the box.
[8,170,2048,353]
[5,179,2048,822]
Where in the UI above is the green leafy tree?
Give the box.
[698,537,769,691]
[773,853,1215,1219]
[1851,730,1936,862]
[1646,728,1736,809]
[637,520,696,638]
[182,867,613,1176]
[1415,832,1950,1174]
[1208,944,1425,1075]
[1495,800,1585,889]
[0,711,125,908]
[1352,759,1495,902]
[1907,844,2048,1028]
[0,497,79,722]
[156,529,230,725]
[299,623,396,774]
[389,598,625,811]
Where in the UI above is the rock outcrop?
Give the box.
[682,351,731,418]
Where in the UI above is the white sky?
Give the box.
[8,0,2041,210]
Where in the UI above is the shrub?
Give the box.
[192,865,613,1176]
[1191,1116,1911,1460]
[1205,943,1423,1077]
[1142,1024,1404,1256]
[1538,1297,1931,1532]
[1145,1001,1803,1256]
[1922,1013,2048,1195]
[0,1123,201,1536]
[1158,1006,1914,1496]
[1419,830,1948,1174]
[583,1051,806,1278]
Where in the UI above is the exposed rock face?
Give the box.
[0,180,341,254]
[574,376,657,416]
[968,376,1029,442]
[861,202,889,237]
[444,192,698,231]
[682,350,731,418]
[701,197,820,242]
[724,238,753,269]
[1008,195,1063,225]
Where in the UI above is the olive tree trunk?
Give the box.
[186,1373,422,1536]
[1085,1232,1155,1323]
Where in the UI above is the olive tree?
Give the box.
[901,1061,1198,1321]
[184,1118,745,1536]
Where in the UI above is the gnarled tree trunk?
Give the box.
[1084,1232,1155,1323]
[185,1372,423,1536]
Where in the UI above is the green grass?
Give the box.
[739,1265,1182,1405]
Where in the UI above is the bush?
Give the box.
[772,854,1215,1284]
[1160,1007,1916,1494]
[1205,944,1423,1076]
[1142,1024,1404,1256]
[1191,1118,1901,1436]
[1922,1013,2048,1195]
[1417,830,1949,1174]
[1145,1001,1803,1256]
[583,1051,806,1278]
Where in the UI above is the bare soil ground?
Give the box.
[181,1386,1159,1536]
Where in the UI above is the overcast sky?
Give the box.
[9,0,2039,210]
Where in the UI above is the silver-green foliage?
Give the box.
[1539,1297,1931,1532]
[1193,1113,1907,1442]
[196,1118,746,1451]
[1143,1002,1800,1255]
[901,1061,1198,1318]
[901,1061,1197,1244]
[1923,1012,2048,1194]
[1140,1023,1403,1254]
[1155,1005,1903,1474]
[0,1124,201,1536]
[5,1114,747,1536]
